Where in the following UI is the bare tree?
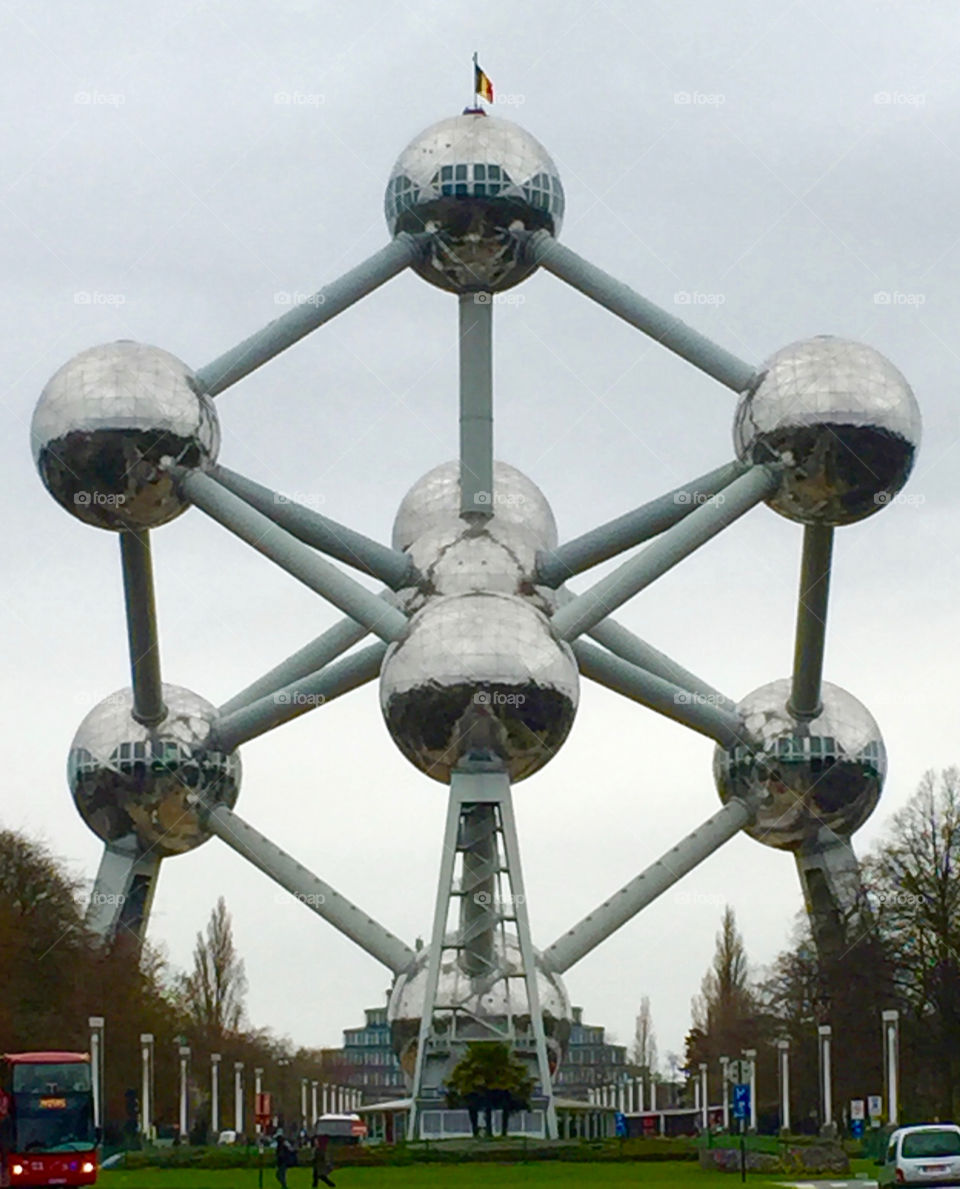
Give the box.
[631,995,658,1075]
[180,897,247,1045]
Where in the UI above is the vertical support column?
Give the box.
[311,1081,318,1127]
[254,1067,263,1137]
[636,1076,644,1113]
[778,1039,791,1133]
[119,529,166,726]
[650,1079,657,1112]
[882,1010,900,1126]
[234,1063,244,1134]
[719,1057,730,1130]
[499,782,558,1140]
[211,1054,221,1138]
[700,1063,708,1131]
[301,1079,308,1129]
[788,524,834,720]
[178,1046,190,1139]
[322,1085,329,1116]
[744,1049,757,1132]
[818,1025,833,1133]
[458,292,493,518]
[88,1017,104,1132]
[140,1033,154,1142]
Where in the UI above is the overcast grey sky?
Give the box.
[4,0,960,1071]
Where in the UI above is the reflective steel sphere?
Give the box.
[733,336,921,525]
[388,934,571,1079]
[392,461,558,616]
[32,341,219,531]
[68,685,240,856]
[385,112,564,293]
[714,679,885,850]
[380,592,578,783]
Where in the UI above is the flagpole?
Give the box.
[473,51,478,107]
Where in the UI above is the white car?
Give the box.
[217,1129,238,1145]
[877,1124,960,1186]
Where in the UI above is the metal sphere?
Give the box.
[392,460,557,552]
[32,341,219,531]
[68,684,240,857]
[713,679,886,850]
[380,592,578,783]
[387,934,571,1079]
[393,461,558,617]
[385,112,564,293]
[734,336,920,526]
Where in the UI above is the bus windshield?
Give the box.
[14,1093,95,1153]
[12,1064,92,1095]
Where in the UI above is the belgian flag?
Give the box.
[475,59,494,104]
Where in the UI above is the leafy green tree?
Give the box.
[445,1042,533,1137]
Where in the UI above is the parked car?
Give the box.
[877,1123,960,1186]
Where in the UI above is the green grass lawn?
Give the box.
[101,1159,877,1187]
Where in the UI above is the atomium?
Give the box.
[380,591,579,783]
[385,112,564,293]
[31,340,219,531]
[388,933,571,1078]
[68,685,240,857]
[713,679,886,850]
[734,336,921,526]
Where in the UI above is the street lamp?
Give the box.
[277,1058,290,1129]
[742,1049,757,1133]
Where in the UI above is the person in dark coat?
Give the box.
[312,1133,336,1187]
[275,1134,297,1187]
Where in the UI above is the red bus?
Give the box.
[0,1053,97,1186]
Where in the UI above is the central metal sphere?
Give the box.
[388,934,571,1080]
[713,678,886,850]
[68,685,241,856]
[379,592,578,784]
[385,113,564,293]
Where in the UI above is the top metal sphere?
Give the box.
[713,678,886,850]
[733,336,921,525]
[68,684,240,857]
[385,112,564,293]
[32,341,219,531]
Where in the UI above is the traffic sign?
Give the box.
[868,1094,883,1120]
[850,1099,865,1121]
[732,1082,750,1120]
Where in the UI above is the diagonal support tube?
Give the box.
[525,231,758,392]
[169,466,407,642]
[119,529,166,726]
[211,464,416,588]
[204,803,415,974]
[459,293,494,518]
[537,460,747,587]
[542,793,761,974]
[212,641,386,751]
[218,614,373,717]
[195,235,424,396]
[788,524,834,719]
[552,466,779,641]
[586,616,735,713]
[573,640,744,747]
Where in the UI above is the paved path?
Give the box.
[779,1181,877,1188]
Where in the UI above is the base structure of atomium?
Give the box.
[32,107,921,1140]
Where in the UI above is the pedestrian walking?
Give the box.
[312,1133,336,1187]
